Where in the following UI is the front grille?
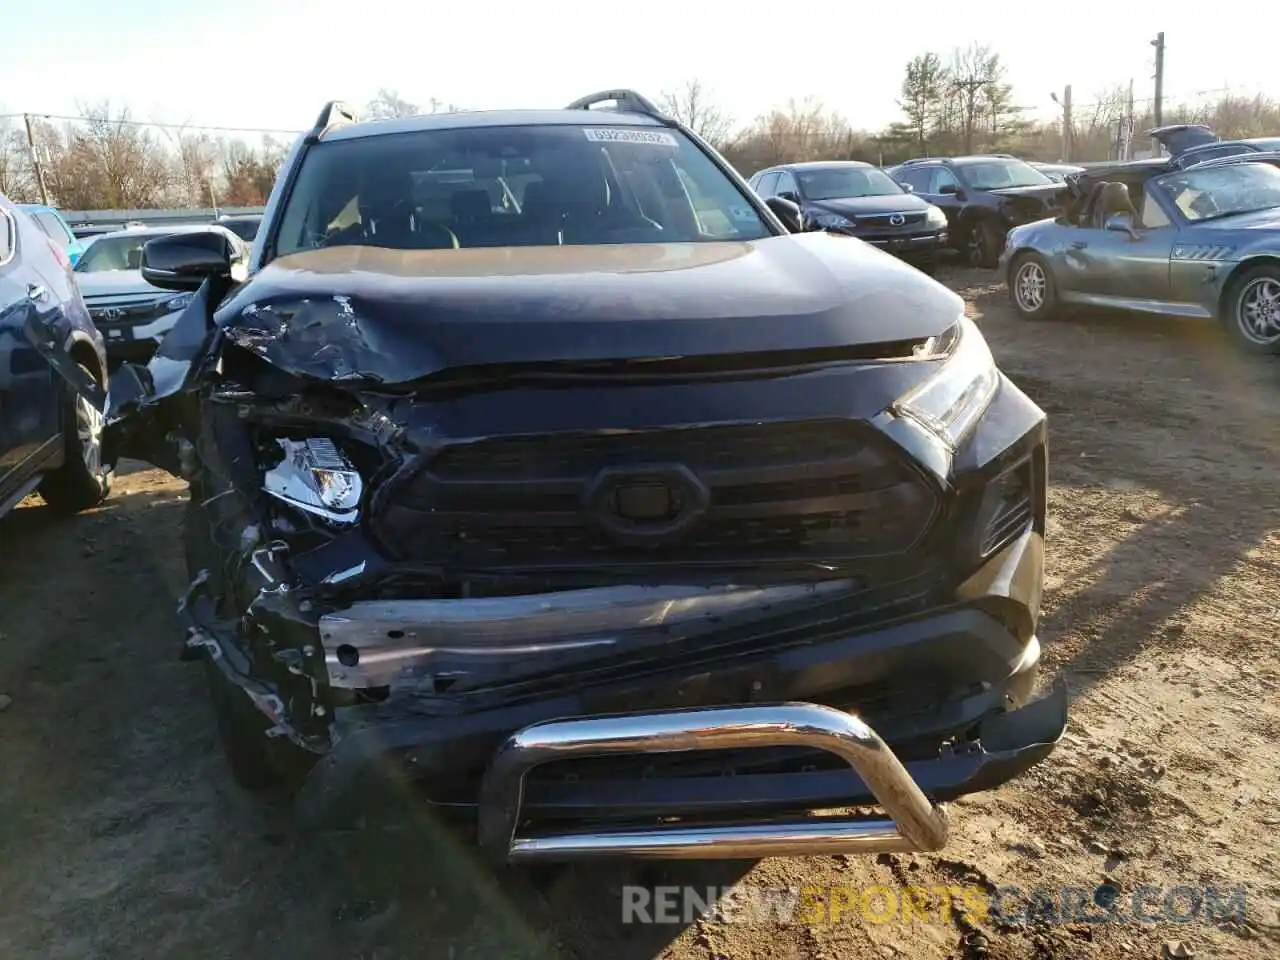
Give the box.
[85,295,166,326]
[373,421,940,569]
[859,212,927,228]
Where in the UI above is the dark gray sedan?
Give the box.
[999,159,1280,354]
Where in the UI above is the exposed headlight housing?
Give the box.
[892,316,999,448]
[263,437,363,525]
[810,212,854,230]
[925,205,947,228]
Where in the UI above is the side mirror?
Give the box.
[900,183,915,194]
[938,183,963,198]
[765,196,803,233]
[141,232,234,292]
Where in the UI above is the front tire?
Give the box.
[39,362,111,514]
[1225,265,1280,355]
[184,497,313,793]
[1009,252,1059,321]
[966,219,1004,269]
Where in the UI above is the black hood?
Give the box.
[803,194,932,218]
[215,233,964,385]
[986,183,1067,203]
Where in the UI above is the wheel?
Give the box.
[965,219,1004,269]
[205,658,285,791]
[1225,265,1280,355]
[1009,252,1059,321]
[184,498,314,793]
[39,362,111,514]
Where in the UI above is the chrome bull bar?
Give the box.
[477,702,950,862]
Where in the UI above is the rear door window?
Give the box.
[0,210,14,265]
[34,212,74,245]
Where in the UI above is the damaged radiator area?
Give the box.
[169,345,945,762]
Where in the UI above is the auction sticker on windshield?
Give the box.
[583,128,679,147]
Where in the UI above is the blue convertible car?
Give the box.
[1000,157,1280,354]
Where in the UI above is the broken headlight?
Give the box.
[263,437,363,525]
[892,315,999,448]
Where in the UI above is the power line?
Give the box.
[0,111,302,136]
[1067,84,1266,113]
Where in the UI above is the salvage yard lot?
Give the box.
[1,266,1277,960]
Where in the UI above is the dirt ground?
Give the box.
[1,265,1277,960]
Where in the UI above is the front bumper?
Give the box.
[90,311,178,362]
[851,230,948,259]
[282,529,1064,860]
[476,685,1064,862]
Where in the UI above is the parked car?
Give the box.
[1001,157,1280,353]
[39,91,1063,864]
[17,204,87,267]
[70,223,126,242]
[1028,162,1085,182]
[73,224,248,363]
[886,155,1064,268]
[1149,124,1280,169]
[0,192,111,520]
[216,214,263,243]
[747,161,949,269]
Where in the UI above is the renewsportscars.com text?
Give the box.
[621,884,1250,927]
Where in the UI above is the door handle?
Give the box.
[27,283,49,302]
[1070,241,1088,250]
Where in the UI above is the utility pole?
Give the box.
[1151,32,1166,128]
[1060,86,1072,162]
[22,114,50,206]
[1125,78,1136,159]
[953,77,993,154]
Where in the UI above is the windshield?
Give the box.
[73,234,168,273]
[272,124,772,257]
[795,167,905,201]
[220,219,260,241]
[960,159,1053,190]
[1156,162,1280,222]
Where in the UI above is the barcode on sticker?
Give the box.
[583,127,679,147]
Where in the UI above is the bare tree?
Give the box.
[365,88,420,120]
[950,43,1001,153]
[50,103,175,209]
[660,80,734,146]
[0,121,32,199]
[170,127,217,207]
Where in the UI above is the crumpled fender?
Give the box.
[28,277,227,468]
[217,294,446,384]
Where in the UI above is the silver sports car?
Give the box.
[999,158,1280,354]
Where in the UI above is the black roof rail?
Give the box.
[564,89,663,118]
[306,101,359,143]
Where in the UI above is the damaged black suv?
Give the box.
[38,90,1064,864]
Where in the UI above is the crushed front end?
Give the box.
[147,292,1064,863]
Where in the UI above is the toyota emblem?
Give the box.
[889,213,906,227]
[97,307,123,321]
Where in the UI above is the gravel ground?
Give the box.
[1,264,1277,960]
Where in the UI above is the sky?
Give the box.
[2,0,1275,142]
